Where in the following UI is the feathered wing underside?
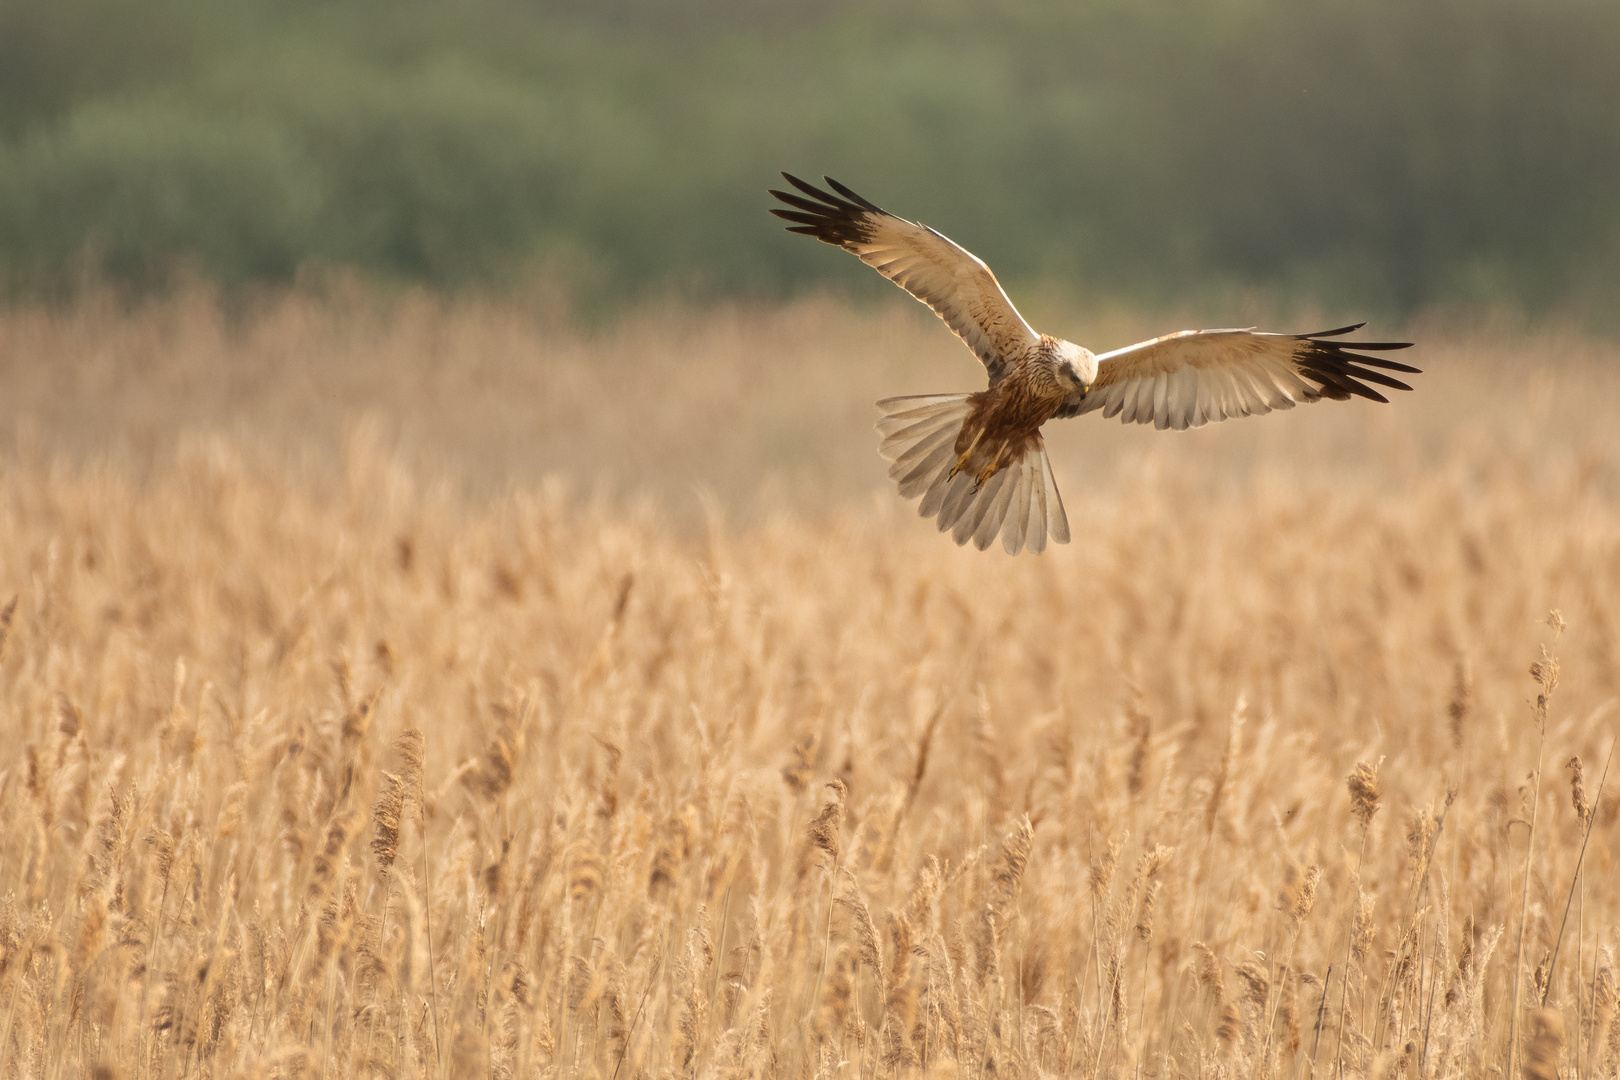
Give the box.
[876,395,1069,554]
[1078,324,1419,430]
[770,174,1040,382]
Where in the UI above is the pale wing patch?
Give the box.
[771,176,1040,381]
[1079,327,1418,429]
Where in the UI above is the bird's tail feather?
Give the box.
[875,395,1069,555]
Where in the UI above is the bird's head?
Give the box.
[1056,340,1096,396]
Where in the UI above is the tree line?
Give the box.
[1,0,1615,320]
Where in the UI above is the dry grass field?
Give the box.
[1,288,1618,1079]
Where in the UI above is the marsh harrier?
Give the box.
[769,173,1418,554]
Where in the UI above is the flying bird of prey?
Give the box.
[768,173,1419,555]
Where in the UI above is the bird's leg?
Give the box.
[947,428,986,482]
[973,443,1008,492]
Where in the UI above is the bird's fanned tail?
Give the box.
[877,395,1069,555]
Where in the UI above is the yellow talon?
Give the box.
[949,450,978,481]
[947,430,986,481]
[973,444,1008,490]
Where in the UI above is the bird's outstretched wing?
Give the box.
[1077,325,1418,431]
[769,174,1039,383]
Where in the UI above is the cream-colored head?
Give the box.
[1056,339,1097,395]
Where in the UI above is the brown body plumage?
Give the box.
[953,336,1071,486]
[769,173,1420,554]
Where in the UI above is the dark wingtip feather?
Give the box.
[1339,364,1415,392]
[778,172,862,214]
[1302,323,1415,354]
[1290,322,1423,403]
[823,176,885,214]
[1296,330,1420,404]
[770,209,825,227]
[1344,352,1422,373]
[1305,322,1367,338]
[1305,367,1389,403]
[769,171,880,245]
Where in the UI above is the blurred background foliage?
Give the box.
[0,0,1616,320]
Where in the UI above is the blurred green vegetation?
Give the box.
[1,0,1616,318]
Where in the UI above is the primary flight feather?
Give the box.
[768,173,1420,555]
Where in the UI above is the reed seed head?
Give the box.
[1567,756,1592,825]
[808,780,846,862]
[1347,760,1383,829]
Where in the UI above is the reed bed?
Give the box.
[0,290,1617,1079]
